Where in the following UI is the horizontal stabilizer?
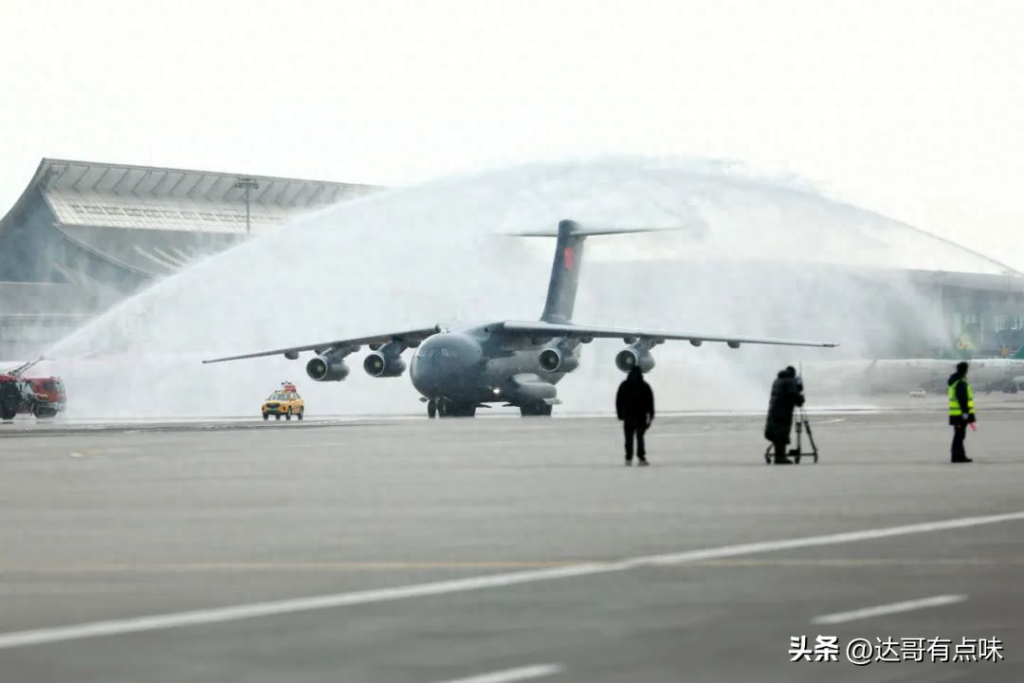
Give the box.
[509,219,695,238]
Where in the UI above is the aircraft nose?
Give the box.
[415,356,438,381]
[411,335,479,397]
[412,351,446,395]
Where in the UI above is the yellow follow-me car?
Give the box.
[262,382,304,421]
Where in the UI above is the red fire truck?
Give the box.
[0,359,67,420]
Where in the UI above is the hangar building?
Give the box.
[0,159,376,358]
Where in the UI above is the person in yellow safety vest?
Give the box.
[947,361,976,463]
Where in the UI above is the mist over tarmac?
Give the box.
[40,158,991,419]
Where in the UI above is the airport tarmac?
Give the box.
[1,408,1022,682]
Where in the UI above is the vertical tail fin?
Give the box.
[541,220,586,323]
[517,219,672,323]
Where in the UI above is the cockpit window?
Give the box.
[419,345,462,359]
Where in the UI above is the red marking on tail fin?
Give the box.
[564,247,574,270]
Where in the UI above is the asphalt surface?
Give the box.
[1,406,1022,682]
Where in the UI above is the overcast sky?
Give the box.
[2,0,1022,263]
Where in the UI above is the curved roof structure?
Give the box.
[560,174,1023,277]
[18,158,375,235]
[0,158,379,286]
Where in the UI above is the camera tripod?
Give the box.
[764,407,818,464]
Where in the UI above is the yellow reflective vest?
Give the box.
[948,378,975,417]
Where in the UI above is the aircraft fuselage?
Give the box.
[409,325,578,412]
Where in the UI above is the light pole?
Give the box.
[234,177,259,236]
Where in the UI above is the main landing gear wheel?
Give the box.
[519,402,552,417]
[447,402,477,418]
[435,400,476,417]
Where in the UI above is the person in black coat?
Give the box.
[616,366,655,466]
[764,366,805,465]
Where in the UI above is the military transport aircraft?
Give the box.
[203,220,838,417]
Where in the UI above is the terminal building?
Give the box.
[2,157,1024,360]
[0,159,377,358]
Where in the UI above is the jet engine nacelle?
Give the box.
[538,347,579,374]
[615,346,656,373]
[306,354,350,382]
[363,343,407,378]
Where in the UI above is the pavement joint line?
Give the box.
[7,406,1024,438]
[0,510,1021,650]
[5,558,1024,574]
[811,595,968,625]
[433,663,564,683]
[0,561,592,573]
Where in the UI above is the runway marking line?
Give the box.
[0,511,1021,650]
[812,595,968,625]
[435,663,564,683]
[676,558,1024,568]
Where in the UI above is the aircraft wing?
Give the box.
[499,321,837,348]
[201,326,442,364]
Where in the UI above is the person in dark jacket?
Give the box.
[948,361,975,463]
[764,366,805,465]
[616,366,655,466]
